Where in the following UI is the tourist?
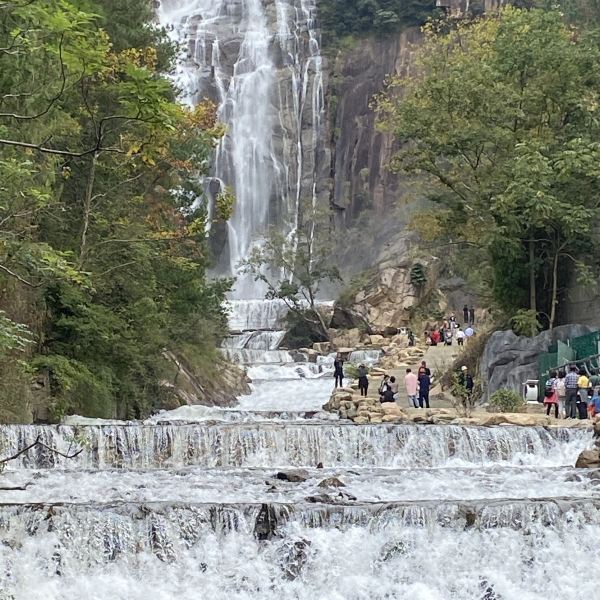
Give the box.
[463,304,469,324]
[431,329,441,346]
[458,365,474,396]
[404,368,418,408]
[469,306,475,325]
[408,329,415,347]
[418,368,431,408]
[555,370,566,418]
[380,382,396,403]
[590,387,600,417]
[564,365,579,419]
[543,370,559,418]
[577,369,590,419]
[464,325,474,342]
[388,375,400,402]
[419,360,431,377]
[590,368,600,388]
[456,327,465,347]
[378,374,390,399]
[333,353,344,388]
[357,364,369,397]
[444,327,453,346]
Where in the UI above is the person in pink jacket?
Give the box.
[404,368,418,408]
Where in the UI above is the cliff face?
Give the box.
[328,31,422,223]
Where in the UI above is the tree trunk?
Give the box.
[528,239,537,336]
[78,152,98,268]
[549,248,560,330]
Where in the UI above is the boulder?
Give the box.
[312,342,331,354]
[382,414,403,423]
[275,470,310,483]
[575,449,600,469]
[353,416,369,424]
[369,334,385,346]
[318,477,346,488]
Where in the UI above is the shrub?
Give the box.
[489,389,526,413]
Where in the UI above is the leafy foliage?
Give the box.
[377,7,600,330]
[241,205,341,341]
[0,0,231,421]
[319,0,437,42]
[489,389,527,413]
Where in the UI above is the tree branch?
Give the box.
[0,34,66,120]
[0,435,84,467]
[0,263,42,287]
[0,137,128,157]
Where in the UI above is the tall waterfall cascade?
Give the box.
[157,0,326,298]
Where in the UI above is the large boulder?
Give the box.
[575,449,600,469]
[479,325,596,401]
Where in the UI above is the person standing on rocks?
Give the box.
[404,368,418,408]
[469,306,475,325]
[463,304,469,324]
[418,368,431,409]
[419,361,431,377]
[577,369,590,419]
[564,365,579,419]
[555,370,566,418]
[357,364,369,397]
[543,370,559,418]
[333,353,344,388]
[459,365,474,396]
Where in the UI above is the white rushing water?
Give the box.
[157,0,325,295]
[1,2,600,599]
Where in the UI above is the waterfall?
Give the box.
[0,424,590,470]
[157,0,325,296]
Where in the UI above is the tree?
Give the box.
[376,7,600,331]
[0,0,232,421]
[241,206,341,342]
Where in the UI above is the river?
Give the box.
[0,300,598,598]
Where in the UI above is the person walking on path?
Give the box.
[418,369,431,409]
[463,304,469,324]
[456,327,465,347]
[564,365,579,419]
[404,368,418,408]
[469,306,475,325]
[555,370,566,418]
[357,364,369,397]
[543,370,559,418]
[577,370,590,419]
[333,353,344,388]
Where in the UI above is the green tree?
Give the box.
[241,206,341,342]
[0,0,231,420]
[377,7,600,332]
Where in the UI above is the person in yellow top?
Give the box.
[577,372,590,419]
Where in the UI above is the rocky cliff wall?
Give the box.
[327,30,422,222]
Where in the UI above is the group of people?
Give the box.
[543,366,600,419]
[374,361,433,408]
[425,311,475,347]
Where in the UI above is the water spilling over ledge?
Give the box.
[0,424,591,470]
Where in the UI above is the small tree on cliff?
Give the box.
[240,208,340,342]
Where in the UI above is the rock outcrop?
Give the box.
[479,325,596,402]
